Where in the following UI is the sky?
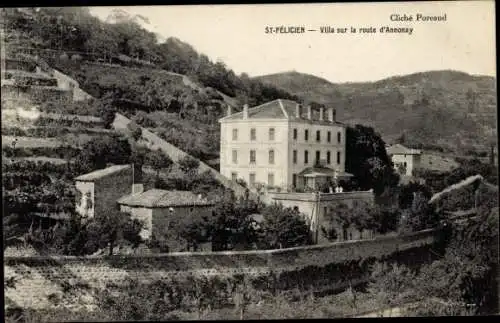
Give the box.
[89,1,496,83]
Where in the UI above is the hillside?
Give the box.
[256,70,497,154]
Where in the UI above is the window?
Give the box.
[316,130,321,142]
[292,174,297,187]
[337,131,341,143]
[269,149,275,164]
[327,131,331,143]
[232,128,238,140]
[268,173,274,186]
[305,129,309,141]
[337,151,341,164]
[315,151,320,164]
[249,173,256,185]
[250,150,256,163]
[232,150,238,164]
[231,172,238,181]
[250,128,256,141]
[269,128,275,140]
[327,151,331,164]
[293,150,297,164]
[304,150,309,164]
[293,128,298,140]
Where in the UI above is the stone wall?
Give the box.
[93,167,134,221]
[4,228,439,311]
[268,190,376,243]
[2,84,73,104]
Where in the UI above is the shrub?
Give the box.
[178,155,200,174]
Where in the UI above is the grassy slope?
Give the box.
[255,70,497,154]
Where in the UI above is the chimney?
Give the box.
[132,183,144,195]
[243,104,249,119]
[227,105,232,116]
[307,105,312,120]
[295,103,301,118]
[319,106,324,121]
[327,107,335,122]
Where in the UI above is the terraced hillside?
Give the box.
[256,70,497,154]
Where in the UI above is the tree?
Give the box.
[258,203,312,249]
[75,135,132,173]
[209,192,259,251]
[345,124,399,197]
[92,211,143,255]
[178,155,200,174]
[400,191,439,232]
[97,98,117,129]
[398,182,432,209]
[174,211,212,251]
[144,149,173,178]
[322,202,350,241]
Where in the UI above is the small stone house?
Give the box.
[387,144,422,176]
[75,165,213,244]
[117,189,215,241]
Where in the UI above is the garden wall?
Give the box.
[4,228,439,311]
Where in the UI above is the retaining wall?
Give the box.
[2,84,73,104]
[4,229,439,310]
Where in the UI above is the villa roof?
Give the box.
[387,144,422,155]
[75,164,131,182]
[117,189,215,208]
[219,99,344,126]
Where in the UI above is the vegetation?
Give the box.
[24,211,143,256]
[345,124,400,197]
[256,70,496,155]
[415,158,498,194]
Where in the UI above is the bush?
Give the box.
[178,155,200,174]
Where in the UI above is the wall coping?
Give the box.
[3,228,438,261]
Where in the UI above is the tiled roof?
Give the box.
[219,99,344,125]
[299,166,335,177]
[75,165,132,182]
[117,189,215,208]
[387,144,422,155]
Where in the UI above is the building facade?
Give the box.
[219,99,347,191]
[74,164,135,221]
[387,144,422,176]
[268,190,375,244]
[117,189,215,246]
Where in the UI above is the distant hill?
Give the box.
[256,70,497,154]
